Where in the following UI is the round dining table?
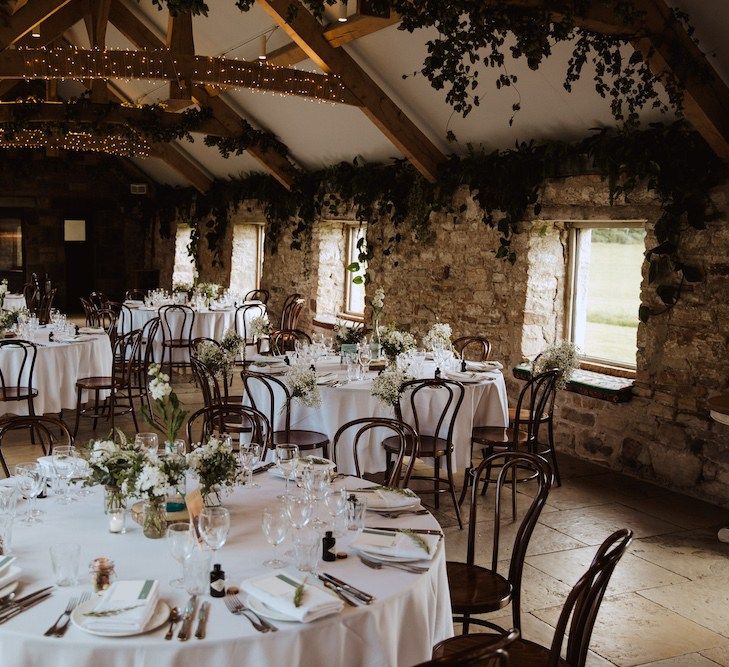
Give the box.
[0,332,113,415]
[245,357,509,475]
[0,474,453,667]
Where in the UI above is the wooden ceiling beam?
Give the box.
[257,0,445,182]
[0,0,74,50]
[83,0,112,102]
[165,10,195,109]
[15,0,90,48]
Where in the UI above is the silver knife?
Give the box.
[319,578,357,607]
[177,595,197,641]
[0,587,54,620]
[0,592,52,625]
[194,601,209,639]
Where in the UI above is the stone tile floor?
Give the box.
[2,372,728,666]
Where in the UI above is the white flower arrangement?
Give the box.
[533,340,579,389]
[371,287,385,314]
[249,315,272,339]
[0,279,7,308]
[172,281,192,294]
[378,325,416,360]
[187,435,240,499]
[148,366,172,401]
[220,328,244,357]
[83,431,146,491]
[285,363,321,408]
[141,363,188,444]
[334,320,366,345]
[133,458,170,500]
[371,364,411,406]
[194,282,221,301]
[0,307,25,333]
[195,341,233,380]
[422,322,453,351]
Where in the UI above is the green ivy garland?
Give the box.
[155,121,725,322]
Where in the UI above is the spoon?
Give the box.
[164,607,180,640]
[0,592,17,608]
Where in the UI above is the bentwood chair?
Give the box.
[453,336,492,362]
[382,378,465,527]
[80,297,97,327]
[125,289,146,301]
[418,630,519,667]
[270,329,311,355]
[186,404,271,455]
[128,317,160,415]
[158,304,196,377]
[190,338,244,406]
[434,529,633,667]
[0,415,73,477]
[0,340,38,420]
[73,329,142,437]
[110,302,134,339]
[23,283,38,314]
[331,417,419,488]
[242,370,329,457]
[89,291,109,310]
[94,307,120,340]
[37,288,56,325]
[447,452,552,635]
[280,293,305,331]
[243,289,270,304]
[235,303,266,360]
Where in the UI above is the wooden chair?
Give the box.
[243,289,270,304]
[128,317,160,415]
[382,378,465,528]
[453,335,492,362]
[190,338,244,407]
[242,370,329,457]
[417,629,519,667]
[186,404,271,455]
[433,530,633,667]
[80,297,97,327]
[270,329,311,355]
[459,369,561,505]
[0,339,38,420]
[0,415,73,477]
[447,452,552,635]
[110,302,134,338]
[158,304,196,377]
[235,303,266,360]
[94,307,120,340]
[22,283,38,313]
[331,417,419,488]
[89,291,109,310]
[37,288,56,325]
[280,293,305,330]
[125,289,146,301]
[73,329,142,437]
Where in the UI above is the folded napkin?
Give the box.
[249,354,286,364]
[83,580,159,633]
[0,555,16,577]
[316,373,337,385]
[352,528,438,561]
[352,486,420,509]
[243,300,263,306]
[443,370,482,383]
[54,335,80,343]
[78,326,105,334]
[241,571,342,623]
[124,300,143,307]
[0,565,22,590]
[466,360,503,371]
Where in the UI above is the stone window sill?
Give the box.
[513,364,634,403]
[312,312,364,330]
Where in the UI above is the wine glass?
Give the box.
[275,444,299,498]
[323,487,348,538]
[198,507,230,559]
[345,495,367,545]
[285,494,313,531]
[167,522,196,588]
[14,463,44,523]
[51,446,76,504]
[261,506,288,568]
[357,342,371,376]
[239,443,262,488]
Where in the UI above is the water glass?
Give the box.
[0,515,13,555]
[135,433,159,456]
[285,494,313,530]
[345,495,367,542]
[50,543,81,586]
[275,444,299,498]
[0,485,18,517]
[198,507,230,556]
[301,466,330,501]
[239,443,262,488]
[51,447,76,505]
[167,522,196,588]
[323,487,348,538]
[183,547,212,595]
[14,463,44,523]
[261,506,288,568]
[293,528,320,574]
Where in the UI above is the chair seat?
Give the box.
[446,561,512,614]
[162,339,191,348]
[433,633,568,667]
[508,407,549,423]
[0,387,38,400]
[76,376,122,390]
[382,434,450,458]
[273,430,329,451]
[472,426,529,446]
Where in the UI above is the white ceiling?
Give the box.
[58,0,729,187]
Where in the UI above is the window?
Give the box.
[0,218,22,272]
[172,224,194,288]
[229,223,265,295]
[567,222,646,368]
[345,224,366,315]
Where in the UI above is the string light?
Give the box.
[336,1,349,23]
[258,34,267,61]
[31,24,41,38]
[0,128,151,157]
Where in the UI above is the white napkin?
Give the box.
[466,360,503,371]
[316,373,337,385]
[241,571,342,623]
[83,580,159,633]
[0,565,22,590]
[352,528,438,561]
[351,486,420,509]
[78,327,105,334]
[443,370,482,383]
[243,300,263,306]
[124,300,143,307]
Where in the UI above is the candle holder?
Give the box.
[108,508,127,534]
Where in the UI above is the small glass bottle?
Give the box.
[210,563,226,598]
[322,531,336,562]
[90,557,116,593]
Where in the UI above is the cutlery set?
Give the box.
[318,573,374,606]
[224,594,277,633]
[43,592,91,636]
[0,587,54,625]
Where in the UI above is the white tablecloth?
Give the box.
[246,358,509,474]
[0,475,453,667]
[2,294,25,310]
[0,333,113,415]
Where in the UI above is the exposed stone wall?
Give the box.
[315,221,347,320]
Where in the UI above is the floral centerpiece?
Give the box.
[132,452,187,538]
[194,282,221,305]
[334,320,366,348]
[141,363,188,446]
[378,325,417,362]
[422,322,453,351]
[249,315,272,340]
[221,328,243,358]
[371,364,411,406]
[285,363,321,408]
[0,278,7,309]
[195,341,233,382]
[172,281,193,294]
[0,307,25,334]
[187,436,240,506]
[533,341,578,389]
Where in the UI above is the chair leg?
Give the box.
[458,439,474,507]
[511,462,517,521]
[446,453,462,529]
[129,391,139,432]
[73,387,82,438]
[547,418,561,487]
[434,456,440,510]
[92,390,100,431]
[462,613,470,635]
[27,397,36,444]
[109,390,116,433]
[0,451,9,478]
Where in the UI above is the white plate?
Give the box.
[246,596,299,623]
[71,599,170,637]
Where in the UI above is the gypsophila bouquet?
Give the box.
[195,341,233,381]
[221,328,244,357]
[378,325,416,361]
[334,320,366,345]
[172,281,193,294]
[422,322,453,351]
[0,279,7,309]
[533,341,578,389]
[187,436,240,504]
[249,315,272,339]
[285,363,321,408]
[0,307,25,333]
[141,363,188,445]
[371,364,411,406]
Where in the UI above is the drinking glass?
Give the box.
[14,463,44,523]
[167,522,196,588]
[73,457,93,498]
[285,494,313,531]
[51,446,76,505]
[198,507,230,558]
[357,342,372,375]
[0,515,13,554]
[345,495,367,544]
[261,506,288,568]
[293,527,320,574]
[135,433,159,456]
[183,547,212,595]
[275,444,299,498]
[239,443,262,488]
[301,466,330,502]
[323,487,348,538]
[345,354,358,382]
[0,484,18,517]
[50,543,81,586]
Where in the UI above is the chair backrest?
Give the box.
[331,417,419,488]
[112,329,143,387]
[89,291,108,310]
[395,378,465,445]
[0,415,72,456]
[280,293,305,330]
[549,529,633,667]
[186,404,271,455]
[241,369,295,436]
[22,283,38,312]
[80,297,97,326]
[421,629,519,666]
[469,452,552,631]
[512,368,561,443]
[270,329,311,355]
[0,339,37,399]
[190,338,234,407]
[453,335,492,362]
[158,305,196,344]
[243,289,270,304]
[95,307,119,339]
[37,288,56,325]
[235,303,266,343]
[125,289,146,301]
[110,302,134,336]
[137,316,160,372]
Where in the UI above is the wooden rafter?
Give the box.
[84,0,112,102]
[257,0,445,182]
[165,10,195,108]
[0,0,73,50]
[15,0,89,48]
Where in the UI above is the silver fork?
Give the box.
[358,554,429,575]
[54,592,90,637]
[43,597,77,637]
[230,595,277,632]
[224,596,269,633]
[379,509,429,518]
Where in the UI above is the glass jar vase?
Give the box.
[142,497,167,539]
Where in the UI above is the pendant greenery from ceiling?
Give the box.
[155,121,724,323]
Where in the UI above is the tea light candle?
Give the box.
[108,509,126,534]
